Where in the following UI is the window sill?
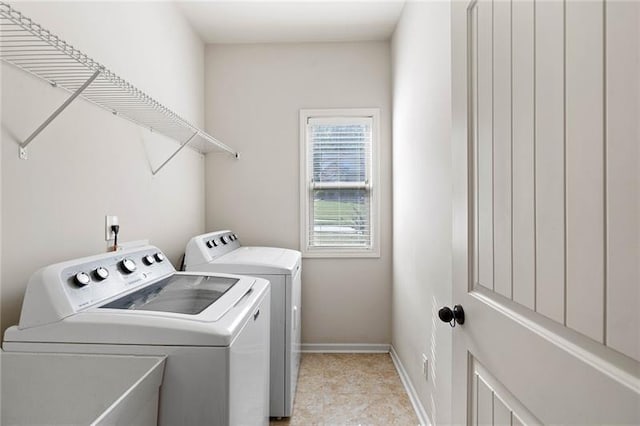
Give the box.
[301,248,381,259]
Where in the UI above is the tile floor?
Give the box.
[270,353,419,426]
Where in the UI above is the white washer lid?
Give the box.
[210,247,301,275]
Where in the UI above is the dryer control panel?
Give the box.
[184,230,241,268]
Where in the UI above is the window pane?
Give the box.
[311,189,371,247]
[310,123,370,183]
[302,110,377,254]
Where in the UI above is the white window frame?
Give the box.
[299,108,381,258]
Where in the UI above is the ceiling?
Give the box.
[175,1,406,44]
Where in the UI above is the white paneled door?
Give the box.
[451,0,639,424]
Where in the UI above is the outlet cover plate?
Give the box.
[105,215,119,241]
[421,353,428,380]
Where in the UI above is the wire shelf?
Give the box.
[0,2,238,173]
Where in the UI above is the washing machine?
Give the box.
[184,230,301,418]
[3,245,270,426]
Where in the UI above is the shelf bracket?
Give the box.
[151,131,199,176]
[19,69,102,160]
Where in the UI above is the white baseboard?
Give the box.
[301,343,390,353]
[389,345,432,426]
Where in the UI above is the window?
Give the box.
[299,108,380,257]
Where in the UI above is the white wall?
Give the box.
[1,1,206,334]
[391,2,453,424]
[0,53,3,359]
[204,42,392,344]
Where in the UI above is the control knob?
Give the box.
[221,236,228,244]
[120,258,137,273]
[154,252,165,262]
[206,240,215,248]
[74,272,91,287]
[142,254,156,265]
[94,267,109,281]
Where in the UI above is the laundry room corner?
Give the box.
[203,42,393,347]
[0,1,207,337]
[1,1,638,425]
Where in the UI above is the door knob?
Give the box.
[438,305,465,327]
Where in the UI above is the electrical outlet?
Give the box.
[421,354,428,381]
[105,215,119,241]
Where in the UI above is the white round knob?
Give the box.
[120,258,137,273]
[74,272,91,287]
[94,267,109,281]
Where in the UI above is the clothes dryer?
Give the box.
[184,230,301,418]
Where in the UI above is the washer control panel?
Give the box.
[61,247,174,311]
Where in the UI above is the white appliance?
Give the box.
[184,230,301,418]
[3,245,271,426]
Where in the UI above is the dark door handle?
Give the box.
[438,305,465,327]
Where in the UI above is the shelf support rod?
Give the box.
[151,131,199,176]
[19,69,102,159]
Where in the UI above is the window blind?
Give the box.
[307,116,373,248]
